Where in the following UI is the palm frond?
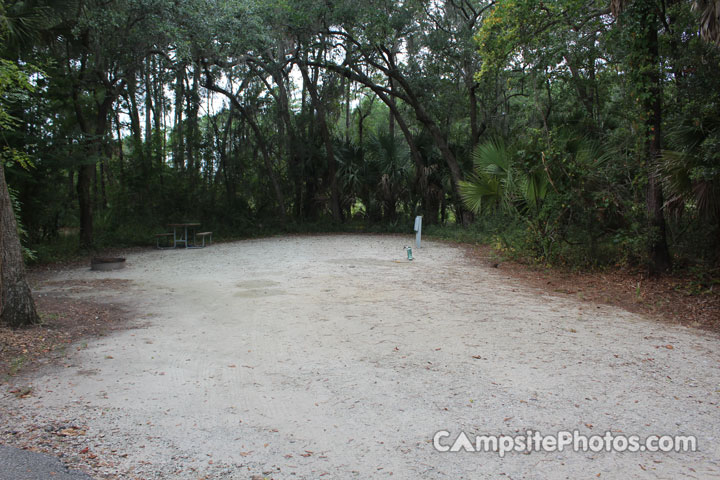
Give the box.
[662,111,720,219]
[471,138,510,174]
[459,175,500,214]
[695,0,720,45]
[0,1,54,50]
[461,139,516,214]
[522,172,549,210]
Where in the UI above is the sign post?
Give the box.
[414,216,422,248]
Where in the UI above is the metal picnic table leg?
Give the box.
[173,226,185,248]
[187,226,200,248]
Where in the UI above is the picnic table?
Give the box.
[168,223,200,248]
[155,223,212,249]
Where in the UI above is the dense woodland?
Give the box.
[1,0,720,299]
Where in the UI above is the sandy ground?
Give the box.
[2,234,720,479]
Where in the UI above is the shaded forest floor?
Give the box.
[0,275,136,384]
[461,243,720,333]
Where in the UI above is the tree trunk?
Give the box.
[0,164,39,328]
[186,64,201,175]
[92,160,99,210]
[125,76,144,167]
[298,61,342,223]
[345,75,351,143]
[174,64,185,170]
[100,159,108,209]
[388,77,395,138]
[74,88,114,249]
[77,162,94,249]
[114,113,125,181]
[468,81,485,149]
[144,58,153,162]
[246,114,286,219]
[273,68,303,220]
[67,170,75,204]
[219,107,235,209]
[153,57,164,167]
[615,0,672,274]
[423,185,441,226]
[645,17,672,274]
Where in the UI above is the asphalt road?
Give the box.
[0,445,94,480]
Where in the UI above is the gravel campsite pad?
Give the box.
[2,235,719,479]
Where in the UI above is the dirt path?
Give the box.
[2,235,719,479]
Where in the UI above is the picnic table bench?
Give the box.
[195,231,213,247]
[155,224,212,249]
[155,232,174,249]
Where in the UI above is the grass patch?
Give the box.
[8,355,27,376]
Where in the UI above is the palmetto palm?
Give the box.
[662,112,720,220]
[335,141,365,213]
[0,0,72,53]
[459,139,548,216]
[695,0,720,45]
[364,132,412,220]
[459,139,514,214]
